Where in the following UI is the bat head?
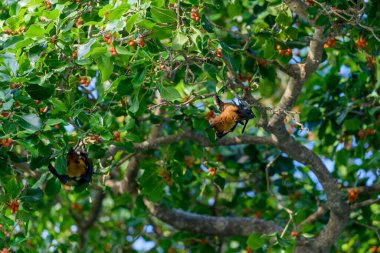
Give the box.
[237,104,255,120]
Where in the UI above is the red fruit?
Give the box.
[276,45,281,50]
[208,167,216,176]
[80,77,86,84]
[129,40,135,47]
[72,50,77,58]
[291,231,300,237]
[75,18,83,27]
[3,29,13,35]
[11,83,19,89]
[1,111,10,117]
[253,212,262,219]
[348,188,359,203]
[53,124,60,129]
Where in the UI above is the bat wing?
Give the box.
[48,163,70,184]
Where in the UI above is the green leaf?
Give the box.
[276,12,293,27]
[55,151,67,175]
[16,210,30,222]
[343,118,361,131]
[98,55,113,82]
[132,68,146,87]
[3,178,22,199]
[247,233,266,250]
[25,24,45,38]
[23,188,44,203]
[126,13,139,33]
[172,33,188,50]
[137,19,156,29]
[115,46,133,55]
[25,84,55,100]
[138,167,165,201]
[45,177,61,197]
[263,40,275,59]
[201,15,214,33]
[16,114,42,132]
[78,38,97,60]
[316,15,329,26]
[2,99,14,110]
[45,119,65,126]
[157,83,181,101]
[276,234,292,248]
[129,95,140,113]
[41,9,60,20]
[286,27,299,40]
[108,3,130,20]
[150,6,177,23]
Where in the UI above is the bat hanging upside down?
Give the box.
[209,95,255,139]
[48,147,93,185]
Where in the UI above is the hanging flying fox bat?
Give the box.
[48,147,93,185]
[209,95,255,139]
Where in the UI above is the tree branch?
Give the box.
[143,198,282,236]
[134,132,276,150]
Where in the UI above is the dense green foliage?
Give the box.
[0,0,379,252]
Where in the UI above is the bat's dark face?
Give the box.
[238,105,255,120]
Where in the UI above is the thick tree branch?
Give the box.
[134,132,276,150]
[105,156,139,195]
[143,198,282,236]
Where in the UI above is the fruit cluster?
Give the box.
[0,138,12,148]
[103,32,112,44]
[355,37,366,49]
[113,131,121,141]
[137,35,145,48]
[291,231,300,237]
[366,56,376,69]
[79,76,91,87]
[357,128,376,140]
[184,156,194,168]
[7,200,19,214]
[11,83,20,90]
[208,167,216,176]
[324,37,336,48]
[190,7,200,22]
[160,171,173,185]
[2,27,25,36]
[1,248,7,253]
[347,188,358,203]
[216,48,222,58]
[108,46,117,56]
[277,45,292,56]
[75,18,83,28]
[240,73,252,82]
[369,245,380,253]
[45,0,51,9]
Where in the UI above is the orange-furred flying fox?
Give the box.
[209,95,255,139]
[48,147,93,185]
